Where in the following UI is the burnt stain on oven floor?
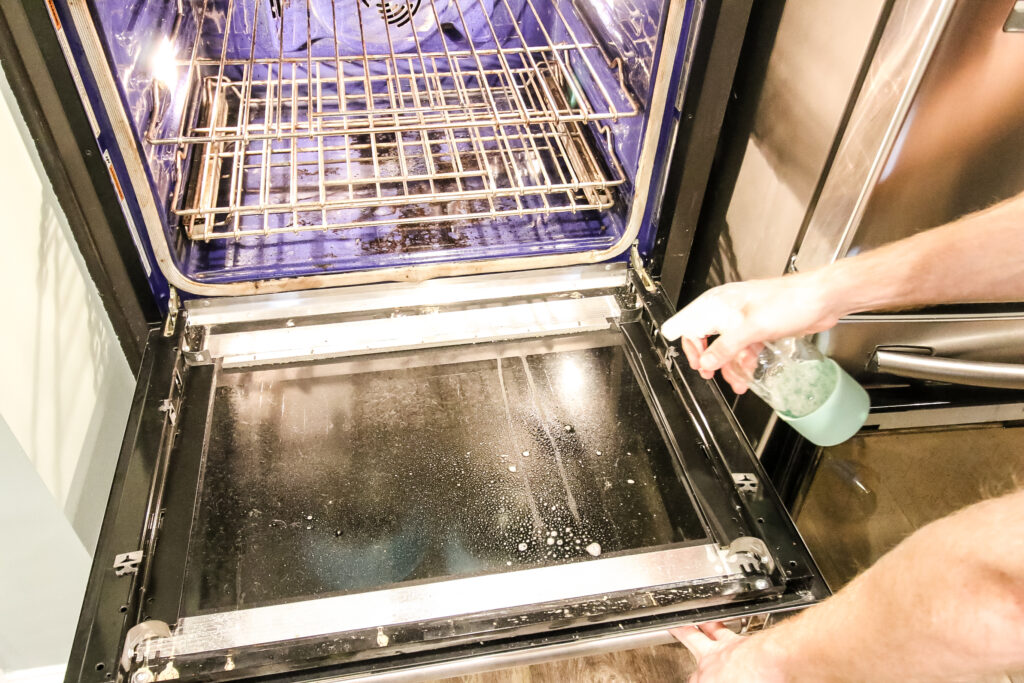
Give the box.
[361,226,471,255]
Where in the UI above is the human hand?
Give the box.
[671,622,787,683]
[660,273,842,393]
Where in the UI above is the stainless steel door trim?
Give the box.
[61,0,688,297]
[204,294,622,368]
[837,311,1024,324]
[871,349,1024,390]
[184,264,628,327]
[337,611,774,683]
[310,629,679,683]
[138,543,737,658]
[753,412,779,460]
[864,402,1024,430]
[224,331,624,381]
[793,0,956,271]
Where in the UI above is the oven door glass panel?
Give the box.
[184,335,710,615]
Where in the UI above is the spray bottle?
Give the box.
[739,337,869,447]
[662,301,869,447]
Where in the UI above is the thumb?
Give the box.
[700,329,759,372]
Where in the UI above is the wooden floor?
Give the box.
[797,423,1024,590]
[436,644,697,683]
[438,423,1024,683]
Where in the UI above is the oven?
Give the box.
[0,0,831,681]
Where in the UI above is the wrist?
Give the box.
[727,629,796,683]
[801,267,856,321]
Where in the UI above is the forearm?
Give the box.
[812,192,1024,317]
[747,489,1024,682]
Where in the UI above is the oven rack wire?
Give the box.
[151,0,639,145]
[177,92,624,241]
[154,0,635,240]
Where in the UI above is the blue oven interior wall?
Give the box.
[87,0,677,287]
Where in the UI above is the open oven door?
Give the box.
[67,264,827,683]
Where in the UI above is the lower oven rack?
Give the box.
[176,63,625,241]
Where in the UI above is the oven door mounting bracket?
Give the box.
[163,287,180,338]
[629,242,657,294]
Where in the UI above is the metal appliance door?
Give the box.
[795,0,1024,388]
[66,266,826,683]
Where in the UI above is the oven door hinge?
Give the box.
[163,286,180,338]
[629,242,657,294]
[158,398,178,427]
[626,266,685,375]
[724,536,776,577]
[121,620,172,674]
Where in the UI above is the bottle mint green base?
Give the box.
[776,360,870,447]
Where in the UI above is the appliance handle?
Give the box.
[871,349,1024,390]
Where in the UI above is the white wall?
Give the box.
[0,417,92,676]
[0,60,136,675]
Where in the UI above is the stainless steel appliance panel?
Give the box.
[796,0,1024,385]
[850,1,1024,254]
[681,0,888,294]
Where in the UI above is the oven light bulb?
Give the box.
[151,37,179,89]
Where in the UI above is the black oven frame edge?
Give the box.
[649,0,755,304]
[65,329,179,683]
[0,1,159,372]
[631,270,827,594]
[0,0,755,376]
[64,276,828,683]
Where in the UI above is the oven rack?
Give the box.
[148,0,639,147]
[176,115,624,241]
